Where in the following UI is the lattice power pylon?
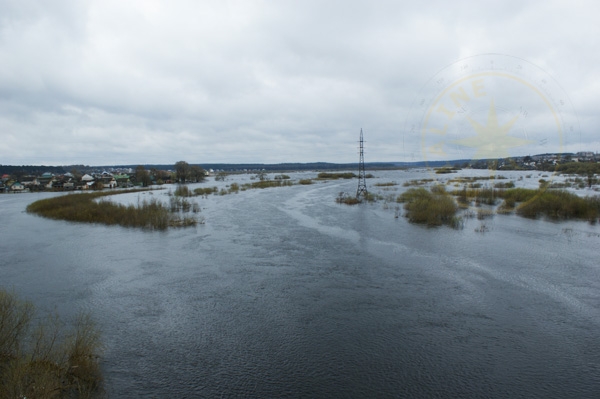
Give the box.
[356,128,368,199]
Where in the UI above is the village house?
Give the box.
[9,181,26,192]
[113,174,133,188]
[38,172,53,186]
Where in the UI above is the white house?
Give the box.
[81,174,94,182]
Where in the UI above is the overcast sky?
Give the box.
[1,0,598,166]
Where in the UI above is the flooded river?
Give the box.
[1,170,599,397]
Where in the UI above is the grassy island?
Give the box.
[26,189,197,230]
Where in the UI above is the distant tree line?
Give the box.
[0,165,67,177]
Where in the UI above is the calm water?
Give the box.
[1,170,599,398]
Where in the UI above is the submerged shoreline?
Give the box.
[24,169,600,230]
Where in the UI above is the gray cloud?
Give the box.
[1,0,598,165]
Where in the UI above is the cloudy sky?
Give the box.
[1,0,598,166]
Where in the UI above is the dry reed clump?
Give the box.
[228,183,239,193]
[169,216,199,227]
[364,192,380,202]
[450,187,502,206]
[402,178,433,187]
[498,187,536,203]
[397,187,459,227]
[555,161,600,175]
[342,197,361,205]
[298,179,313,185]
[193,186,218,196]
[449,185,600,222]
[243,180,293,189]
[494,181,515,189]
[477,209,495,220]
[434,167,459,174]
[513,189,600,221]
[169,195,195,213]
[173,185,193,197]
[468,187,600,221]
[316,172,356,180]
[335,192,361,205]
[0,289,103,398]
[174,185,220,197]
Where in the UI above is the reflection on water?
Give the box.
[1,170,599,398]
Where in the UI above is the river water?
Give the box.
[1,170,599,398]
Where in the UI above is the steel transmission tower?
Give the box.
[356,128,368,199]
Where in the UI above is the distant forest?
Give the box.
[1,162,407,175]
[1,165,71,176]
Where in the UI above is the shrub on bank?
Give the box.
[0,289,103,398]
